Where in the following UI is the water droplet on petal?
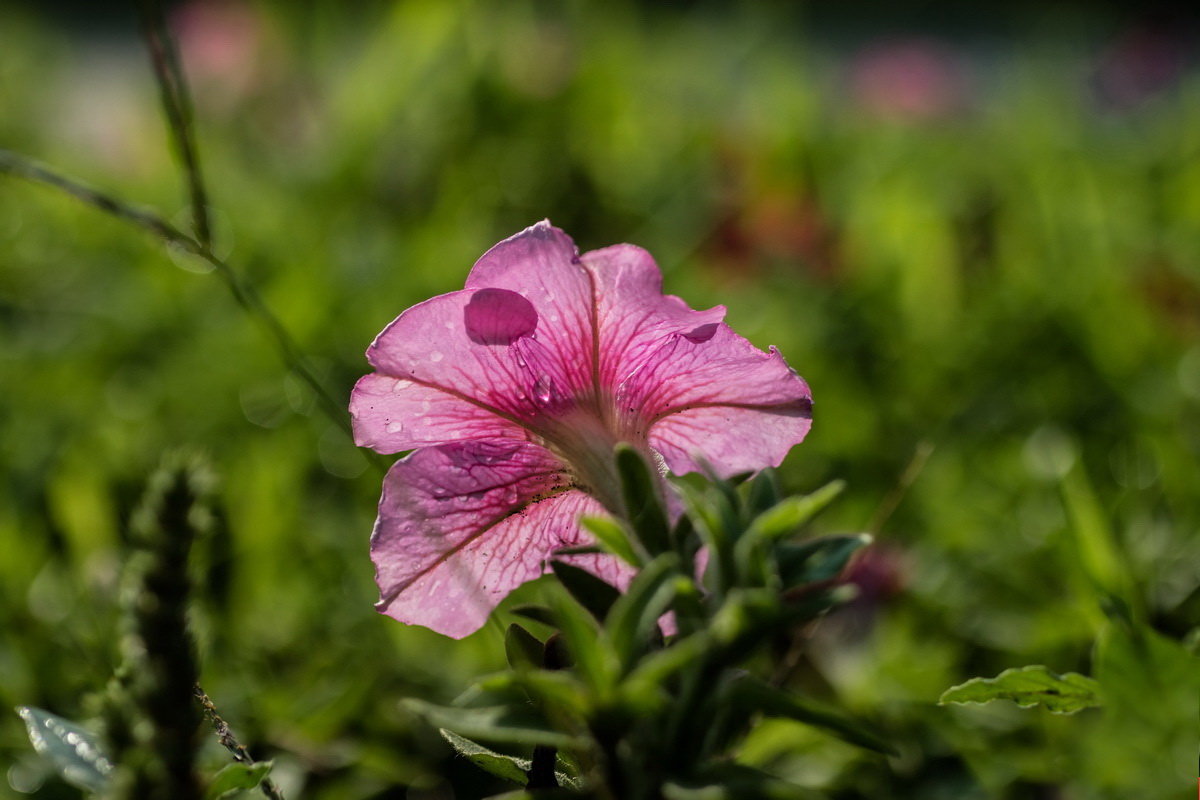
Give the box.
[533,374,554,405]
[392,379,413,393]
[386,421,404,434]
[430,351,444,362]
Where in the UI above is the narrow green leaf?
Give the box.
[544,581,618,693]
[939,665,1102,714]
[510,604,558,629]
[440,728,530,785]
[606,553,679,671]
[550,561,621,622]
[404,699,580,749]
[744,470,781,517]
[615,444,671,554]
[580,515,645,567]
[1061,469,1137,619]
[777,534,871,587]
[746,480,845,543]
[206,761,273,800]
[729,677,895,755]
[505,624,544,671]
[16,706,113,793]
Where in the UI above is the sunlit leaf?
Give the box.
[939,665,1101,714]
[206,761,273,800]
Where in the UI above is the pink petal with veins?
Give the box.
[372,440,618,639]
[354,221,812,637]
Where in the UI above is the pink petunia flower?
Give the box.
[351,222,812,638]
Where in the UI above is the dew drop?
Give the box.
[392,379,413,393]
[386,421,404,434]
[429,351,444,363]
[533,374,554,405]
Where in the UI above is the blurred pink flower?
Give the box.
[351,222,812,638]
[172,0,273,108]
[849,39,967,121]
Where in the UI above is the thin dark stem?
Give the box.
[0,149,383,472]
[135,0,212,249]
[867,440,934,535]
[194,685,285,800]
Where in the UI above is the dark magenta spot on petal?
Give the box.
[683,322,719,343]
[464,288,538,345]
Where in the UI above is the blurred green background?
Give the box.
[1,1,1197,798]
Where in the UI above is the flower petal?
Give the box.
[350,373,527,453]
[371,440,615,638]
[637,330,813,477]
[465,221,596,399]
[578,243,727,391]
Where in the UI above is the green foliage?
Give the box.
[938,666,1101,714]
[1,3,1197,798]
[205,763,274,800]
[425,454,887,797]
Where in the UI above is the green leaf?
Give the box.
[440,729,583,790]
[505,624,544,671]
[777,534,871,587]
[16,706,113,793]
[744,471,781,517]
[510,604,558,630]
[939,665,1101,714]
[615,444,671,555]
[544,582,618,693]
[729,677,896,755]
[580,515,645,567]
[606,553,679,671]
[404,699,580,749]
[747,481,845,543]
[206,761,274,800]
[1061,468,1137,620]
[550,561,621,622]
[440,728,530,785]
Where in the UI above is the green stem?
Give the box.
[0,149,384,473]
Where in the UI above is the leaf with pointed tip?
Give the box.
[505,624,544,671]
[405,699,580,749]
[728,677,895,755]
[206,761,273,800]
[939,665,1101,714]
[510,604,558,629]
[615,444,670,555]
[746,481,845,543]
[440,728,584,790]
[744,470,781,517]
[580,515,645,567]
[544,581,618,693]
[550,561,621,622]
[606,553,679,671]
[16,706,113,793]
[440,728,530,785]
[777,534,870,587]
